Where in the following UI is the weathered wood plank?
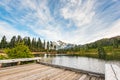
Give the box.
[73,74,83,80]
[84,75,91,80]
[98,78,103,80]
[0,57,41,63]
[90,76,96,80]
[66,73,79,80]
[78,74,87,80]
[37,69,63,80]
[49,70,72,80]
[15,67,52,80]
[61,72,76,80]
[105,64,120,80]
[0,64,43,77]
[0,63,104,80]
[0,63,38,71]
[18,68,56,80]
[112,65,120,80]
[0,65,50,80]
[0,63,38,70]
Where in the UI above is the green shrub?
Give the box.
[0,55,8,60]
[4,42,34,59]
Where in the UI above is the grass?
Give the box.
[0,46,120,60]
[67,53,120,60]
[66,47,120,60]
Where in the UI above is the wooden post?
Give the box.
[17,61,21,65]
[37,59,40,62]
[0,57,41,67]
[0,63,2,68]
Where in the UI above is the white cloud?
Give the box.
[0,0,120,45]
[33,24,63,41]
[60,0,96,27]
[104,19,120,38]
[80,19,120,44]
[0,0,62,42]
[15,0,65,42]
[0,21,34,41]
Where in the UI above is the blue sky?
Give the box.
[0,0,120,44]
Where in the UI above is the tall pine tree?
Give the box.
[37,38,42,50]
[9,36,16,48]
[0,36,7,49]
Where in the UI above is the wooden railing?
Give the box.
[0,57,41,64]
[105,64,120,80]
[0,57,41,67]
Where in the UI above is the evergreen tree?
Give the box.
[98,47,106,59]
[31,38,37,51]
[23,37,28,46]
[43,40,46,49]
[9,36,16,48]
[16,35,22,43]
[54,45,56,50]
[112,39,118,48]
[47,41,49,50]
[23,37,31,48]
[27,37,31,48]
[37,38,42,49]
[0,36,7,49]
[50,41,53,50]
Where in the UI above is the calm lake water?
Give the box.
[41,54,120,74]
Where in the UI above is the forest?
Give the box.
[0,35,56,52]
[0,35,120,60]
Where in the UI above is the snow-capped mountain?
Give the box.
[53,40,75,50]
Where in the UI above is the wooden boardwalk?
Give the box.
[105,64,120,80]
[0,63,104,80]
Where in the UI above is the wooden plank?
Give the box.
[0,65,50,80]
[13,67,52,80]
[61,72,76,80]
[0,64,44,77]
[0,63,104,80]
[49,70,72,80]
[53,71,72,80]
[18,68,57,80]
[90,76,96,80]
[97,77,104,80]
[66,73,79,80]
[112,65,120,80]
[0,64,37,73]
[78,74,87,80]
[0,57,41,63]
[37,69,63,80]
[72,73,83,80]
[0,63,39,70]
[84,75,91,80]
[105,64,119,80]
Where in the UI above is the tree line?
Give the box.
[57,36,120,59]
[0,35,56,52]
[58,36,120,52]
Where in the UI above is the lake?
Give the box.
[41,54,120,74]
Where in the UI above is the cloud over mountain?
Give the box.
[0,0,120,44]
